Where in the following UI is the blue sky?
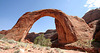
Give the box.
[0,0,100,33]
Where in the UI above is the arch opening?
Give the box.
[29,16,56,33]
[25,16,57,44]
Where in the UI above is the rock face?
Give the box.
[25,32,39,42]
[4,9,92,45]
[88,19,100,38]
[82,8,100,24]
[0,30,10,35]
[53,16,94,53]
[68,16,92,40]
[94,20,100,41]
[44,29,56,34]
[44,29,58,41]
[89,19,100,41]
[82,8,100,41]
[95,31,100,41]
[55,16,92,44]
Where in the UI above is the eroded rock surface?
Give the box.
[54,16,94,53]
[4,9,78,44]
[3,9,92,44]
[88,19,100,39]
[68,16,92,41]
[82,8,100,41]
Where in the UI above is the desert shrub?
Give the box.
[14,49,20,53]
[15,42,28,47]
[34,34,52,47]
[45,47,51,50]
[3,46,12,50]
[0,34,6,39]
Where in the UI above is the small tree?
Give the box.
[34,34,52,47]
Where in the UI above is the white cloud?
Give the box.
[84,0,100,11]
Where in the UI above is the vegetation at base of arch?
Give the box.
[34,34,52,47]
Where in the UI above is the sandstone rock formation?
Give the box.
[0,9,97,53]
[68,16,92,41]
[43,29,57,41]
[53,16,95,53]
[82,8,100,24]
[25,32,39,42]
[94,20,100,41]
[88,19,100,39]
[3,9,92,45]
[95,31,100,41]
[0,30,10,35]
[82,8,100,41]
[4,9,77,44]
[44,29,56,34]
[25,29,58,42]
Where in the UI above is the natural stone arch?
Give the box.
[5,9,77,44]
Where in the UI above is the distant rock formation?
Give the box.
[82,8,100,24]
[25,32,39,42]
[0,30,10,35]
[25,29,58,42]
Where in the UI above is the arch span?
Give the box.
[5,9,77,44]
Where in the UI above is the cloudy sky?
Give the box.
[84,0,100,11]
[0,0,100,33]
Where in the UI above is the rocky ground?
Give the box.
[0,38,86,53]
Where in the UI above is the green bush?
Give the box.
[34,34,52,47]
[91,39,95,42]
